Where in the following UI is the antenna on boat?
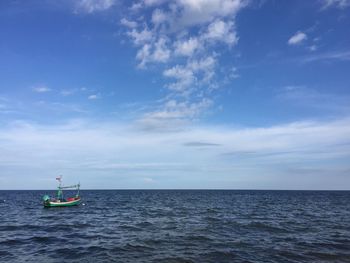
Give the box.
[56,175,62,184]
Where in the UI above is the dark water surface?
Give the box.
[1,190,350,262]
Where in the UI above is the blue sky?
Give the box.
[0,0,350,189]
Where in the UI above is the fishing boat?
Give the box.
[43,176,81,207]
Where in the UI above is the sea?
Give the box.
[0,190,350,263]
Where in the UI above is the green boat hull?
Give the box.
[44,198,81,207]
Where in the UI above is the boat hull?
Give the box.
[44,198,81,207]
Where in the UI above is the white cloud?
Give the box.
[203,20,238,45]
[127,28,153,45]
[188,56,216,72]
[32,85,51,93]
[308,45,317,52]
[163,65,195,91]
[152,9,167,25]
[138,99,213,130]
[1,117,350,189]
[75,0,116,13]
[176,0,246,27]
[88,94,100,100]
[288,31,307,45]
[174,37,200,56]
[163,56,216,93]
[136,44,152,68]
[301,50,350,63]
[144,0,165,6]
[136,38,171,67]
[120,0,246,125]
[321,0,350,9]
[130,2,143,11]
[120,18,137,28]
[129,0,165,12]
[152,37,171,62]
[122,0,246,63]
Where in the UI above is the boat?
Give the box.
[43,176,81,207]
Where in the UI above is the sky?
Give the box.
[0,0,349,189]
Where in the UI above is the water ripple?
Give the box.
[0,190,350,262]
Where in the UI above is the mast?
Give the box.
[76,183,80,197]
[55,176,80,200]
[56,175,63,200]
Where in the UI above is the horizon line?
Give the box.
[1,188,350,191]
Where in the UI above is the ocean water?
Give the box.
[0,190,350,263]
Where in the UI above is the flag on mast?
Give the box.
[56,175,62,182]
